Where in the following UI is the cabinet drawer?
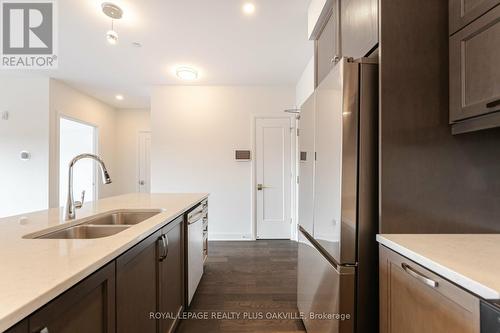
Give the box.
[450,4,500,123]
[379,246,480,333]
[450,0,500,34]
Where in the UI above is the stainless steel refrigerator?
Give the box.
[297,57,379,333]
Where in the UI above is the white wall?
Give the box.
[308,0,331,38]
[49,79,118,207]
[0,77,50,218]
[114,109,150,194]
[151,86,295,240]
[295,54,315,107]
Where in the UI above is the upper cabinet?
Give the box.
[449,0,500,33]
[316,4,340,86]
[314,0,379,87]
[449,3,500,133]
[341,0,379,59]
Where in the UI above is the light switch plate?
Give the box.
[1,111,8,120]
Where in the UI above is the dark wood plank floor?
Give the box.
[177,240,306,333]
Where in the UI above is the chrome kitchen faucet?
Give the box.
[65,154,112,220]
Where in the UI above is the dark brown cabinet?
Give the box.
[449,4,500,133]
[116,215,184,333]
[158,216,184,333]
[316,1,339,86]
[116,231,161,333]
[341,0,378,59]
[29,262,115,333]
[449,0,500,34]
[5,320,28,333]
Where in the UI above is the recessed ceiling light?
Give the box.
[175,66,199,81]
[243,3,255,15]
[115,94,124,100]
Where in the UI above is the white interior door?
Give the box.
[255,117,292,239]
[59,117,97,207]
[138,132,151,193]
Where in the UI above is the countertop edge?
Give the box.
[0,194,208,332]
[376,234,500,300]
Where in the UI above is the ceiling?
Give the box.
[43,0,313,108]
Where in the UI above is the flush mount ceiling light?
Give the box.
[115,94,124,100]
[102,2,123,45]
[175,66,199,81]
[242,2,256,15]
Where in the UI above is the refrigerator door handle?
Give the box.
[298,226,344,271]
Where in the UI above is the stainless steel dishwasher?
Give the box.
[186,200,208,305]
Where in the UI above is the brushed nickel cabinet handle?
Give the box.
[158,235,167,261]
[401,263,438,288]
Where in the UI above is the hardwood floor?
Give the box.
[177,240,306,333]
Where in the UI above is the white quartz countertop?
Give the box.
[0,193,208,332]
[377,234,500,300]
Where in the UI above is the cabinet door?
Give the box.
[379,246,480,333]
[450,5,500,123]
[316,2,339,86]
[341,0,378,59]
[116,231,161,333]
[29,262,115,333]
[449,0,500,34]
[5,320,28,333]
[159,216,184,333]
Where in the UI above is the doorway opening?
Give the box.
[59,117,98,207]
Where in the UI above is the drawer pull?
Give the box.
[401,263,439,288]
[486,99,500,109]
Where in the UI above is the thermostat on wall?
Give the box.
[235,150,251,161]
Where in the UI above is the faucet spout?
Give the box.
[65,154,112,220]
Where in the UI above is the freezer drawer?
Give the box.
[297,229,355,333]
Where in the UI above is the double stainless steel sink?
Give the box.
[31,210,162,239]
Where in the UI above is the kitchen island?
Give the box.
[0,193,208,332]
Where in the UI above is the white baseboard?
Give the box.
[208,233,254,241]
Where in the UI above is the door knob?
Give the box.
[139,180,145,185]
[257,184,270,191]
